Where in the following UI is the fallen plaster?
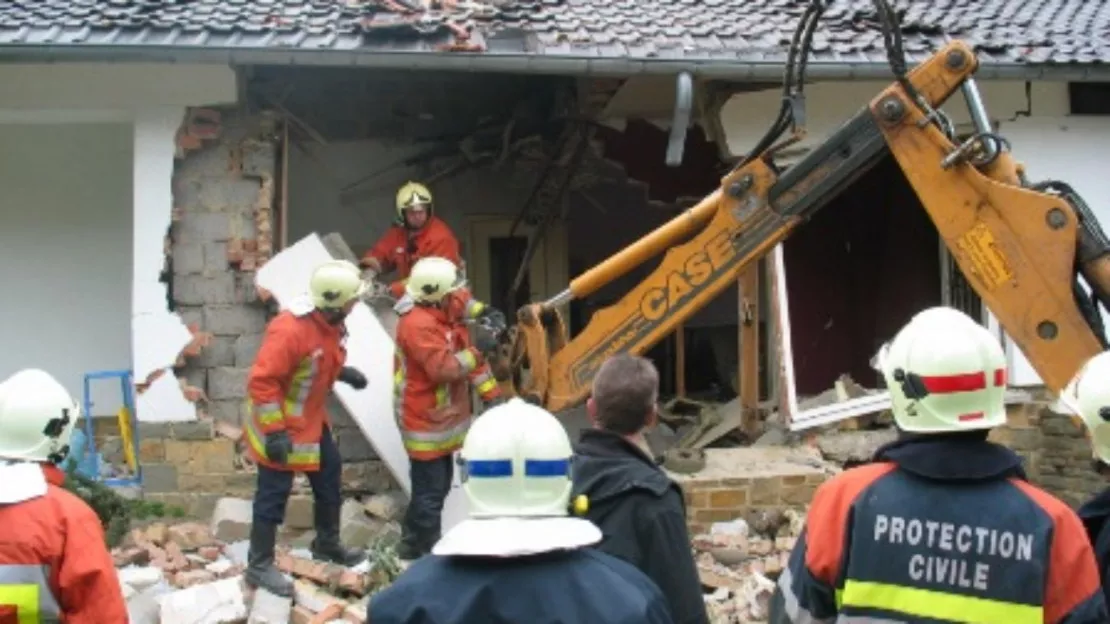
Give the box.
[256,234,471,533]
[132,108,198,422]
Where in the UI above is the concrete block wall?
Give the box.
[129,109,398,516]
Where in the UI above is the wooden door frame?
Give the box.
[465,215,570,318]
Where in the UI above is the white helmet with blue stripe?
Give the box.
[432,398,602,557]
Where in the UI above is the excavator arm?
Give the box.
[500,40,1110,414]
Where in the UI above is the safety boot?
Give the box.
[244,522,294,597]
[310,504,368,567]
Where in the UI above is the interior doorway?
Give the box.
[466,216,570,327]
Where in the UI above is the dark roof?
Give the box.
[0,1,1107,74]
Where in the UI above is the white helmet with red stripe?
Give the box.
[873,306,1008,433]
[1064,351,1110,464]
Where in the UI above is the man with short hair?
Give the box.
[571,354,709,624]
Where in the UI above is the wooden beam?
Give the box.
[279,120,291,250]
[675,323,686,398]
[738,264,761,436]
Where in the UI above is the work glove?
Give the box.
[338,366,368,390]
[265,430,293,465]
[473,330,499,355]
[475,306,508,333]
[360,267,378,283]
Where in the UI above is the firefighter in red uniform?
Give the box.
[0,368,128,623]
[244,259,372,597]
[770,306,1108,623]
[393,256,503,560]
[361,181,462,299]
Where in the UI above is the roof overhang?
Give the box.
[1,44,1108,82]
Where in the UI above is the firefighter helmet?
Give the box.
[1066,351,1110,464]
[432,398,602,557]
[309,259,367,310]
[395,181,434,225]
[0,369,79,463]
[873,306,1008,433]
[405,256,466,304]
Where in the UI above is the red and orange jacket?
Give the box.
[0,464,128,623]
[394,304,500,461]
[246,309,346,472]
[771,437,1107,623]
[361,217,461,299]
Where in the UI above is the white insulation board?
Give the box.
[256,233,469,532]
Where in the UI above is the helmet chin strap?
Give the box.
[318,308,348,325]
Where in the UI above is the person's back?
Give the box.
[368,398,676,624]
[771,307,1106,623]
[572,355,708,624]
[1063,350,1110,610]
[777,438,1103,622]
[0,369,128,623]
[370,548,673,624]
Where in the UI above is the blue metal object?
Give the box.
[81,369,142,488]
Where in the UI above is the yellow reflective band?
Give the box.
[0,583,39,624]
[836,581,1042,624]
[404,431,467,452]
[477,378,497,395]
[455,350,477,371]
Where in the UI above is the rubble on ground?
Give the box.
[695,509,806,623]
[115,494,406,624]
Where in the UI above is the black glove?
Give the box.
[338,366,368,390]
[264,430,293,465]
[482,395,507,410]
[473,330,499,355]
[475,306,507,333]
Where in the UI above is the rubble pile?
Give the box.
[695,508,807,623]
[115,492,407,624]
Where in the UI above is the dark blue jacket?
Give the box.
[368,547,675,624]
[1079,486,1110,610]
[770,433,1108,623]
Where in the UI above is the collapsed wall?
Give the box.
[96,108,400,520]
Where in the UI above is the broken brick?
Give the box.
[112,546,149,567]
[174,569,216,588]
[186,108,222,140]
[167,522,218,551]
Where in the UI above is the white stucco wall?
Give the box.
[0,123,133,413]
[0,62,236,420]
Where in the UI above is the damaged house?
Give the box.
[2,0,1110,561]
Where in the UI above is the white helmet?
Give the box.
[461,398,573,517]
[873,306,1007,433]
[405,256,465,304]
[0,369,80,463]
[433,398,602,558]
[309,259,367,310]
[1065,351,1110,464]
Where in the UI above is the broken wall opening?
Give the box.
[782,155,943,397]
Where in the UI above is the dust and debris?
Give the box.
[695,509,807,623]
[115,494,406,623]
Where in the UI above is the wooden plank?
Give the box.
[738,264,761,436]
[675,323,686,397]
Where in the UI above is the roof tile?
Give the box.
[0,0,1107,66]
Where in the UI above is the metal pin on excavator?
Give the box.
[490,0,1110,423]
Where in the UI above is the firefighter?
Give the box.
[770,306,1108,623]
[360,181,463,299]
[1067,351,1110,608]
[368,398,675,624]
[393,255,503,560]
[244,259,371,597]
[0,368,128,623]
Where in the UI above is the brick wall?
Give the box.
[671,447,835,536]
[125,108,399,517]
[990,401,1106,508]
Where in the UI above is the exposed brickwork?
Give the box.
[670,447,836,536]
[127,108,399,511]
[991,400,1106,508]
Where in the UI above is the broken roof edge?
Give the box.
[1,44,1109,82]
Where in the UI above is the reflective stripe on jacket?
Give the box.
[394,304,484,460]
[245,309,346,472]
[774,461,1106,623]
[0,465,127,623]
